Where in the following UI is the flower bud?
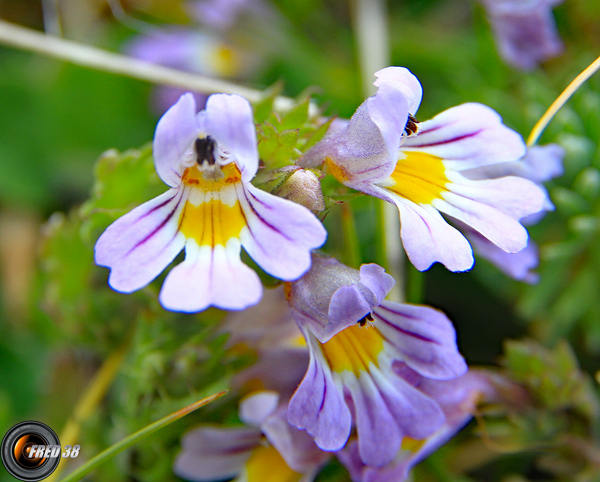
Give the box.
[272,167,325,213]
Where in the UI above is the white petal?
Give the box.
[402,103,526,170]
[238,184,327,281]
[202,94,258,182]
[378,188,474,272]
[95,188,186,292]
[159,238,262,312]
[153,93,199,187]
[373,66,423,114]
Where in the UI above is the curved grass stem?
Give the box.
[58,391,227,482]
[528,54,600,146]
[45,338,131,482]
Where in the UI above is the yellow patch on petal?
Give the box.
[244,445,303,482]
[182,162,242,188]
[321,324,385,376]
[179,163,246,247]
[326,156,351,182]
[210,44,241,78]
[385,151,449,205]
[401,436,427,453]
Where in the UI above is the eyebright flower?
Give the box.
[95,93,326,312]
[461,143,565,282]
[286,255,468,467]
[300,67,546,272]
[175,391,329,482]
[126,29,250,112]
[479,0,564,70]
[337,371,494,482]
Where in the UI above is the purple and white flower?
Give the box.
[479,0,564,70]
[461,143,565,282]
[175,391,329,482]
[286,255,468,467]
[337,371,495,482]
[300,67,546,272]
[95,93,326,312]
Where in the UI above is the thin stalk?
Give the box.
[0,20,302,112]
[58,391,227,482]
[528,54,600,146]
[351,0,404,301]
[406,264,425,305]
[41,0,62,37]
[352,0,390,97]
[341,202,361,267]
[381,201,404,302]
[46,338,130,482]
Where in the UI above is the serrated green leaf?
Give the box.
[279,128,300,146]
[279,97,310,130]
[252,82,283,124]
[302,117,335,152]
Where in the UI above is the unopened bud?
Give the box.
[273,167,325,213]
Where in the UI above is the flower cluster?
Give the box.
[95,65,561,481]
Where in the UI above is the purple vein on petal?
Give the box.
[127,189,185,255]
[375,312,439,345]
[136,191,179,223]
[242,187,293,242]
[354,164,388,175]
[405,129,483,149]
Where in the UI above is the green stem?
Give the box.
[341,202,361,267]
[58,391,227,482]
[406,264,425,305]
[0,19,307,113]
[46,338,130,482]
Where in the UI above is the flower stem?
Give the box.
[45,338,131,482]
[406,264,425,304]
[341,202,361,267]
[351,0,404,301]
[527,54,600,146]
[0,19,302,112]
[351,0,391,96]
[58,391,227,482]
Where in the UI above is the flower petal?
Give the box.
[359,263,395,303]
[260,402,331,474]
[201,93,258,182]
[434,175,545,253]
[344,373,402,467]
[288,337,352,452]
[328,285,372,324]
[365,83,412,171]
[374,302,468,380]
[238,183,327,280]
[159,238,262,312]
[299,69,420,178]
[461,143,565,184]
[384,191,474,271]
[153,93,199,187]
[337,440,411,482]
[174,426,262,482]
[346,368,445,467]
[483,0,564,70]
[402,103,526,170]
[373,66,423,114]
[239,391,280,427]
[446,173,546,219]
[95,189,186,292]
[467,230,540,283]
